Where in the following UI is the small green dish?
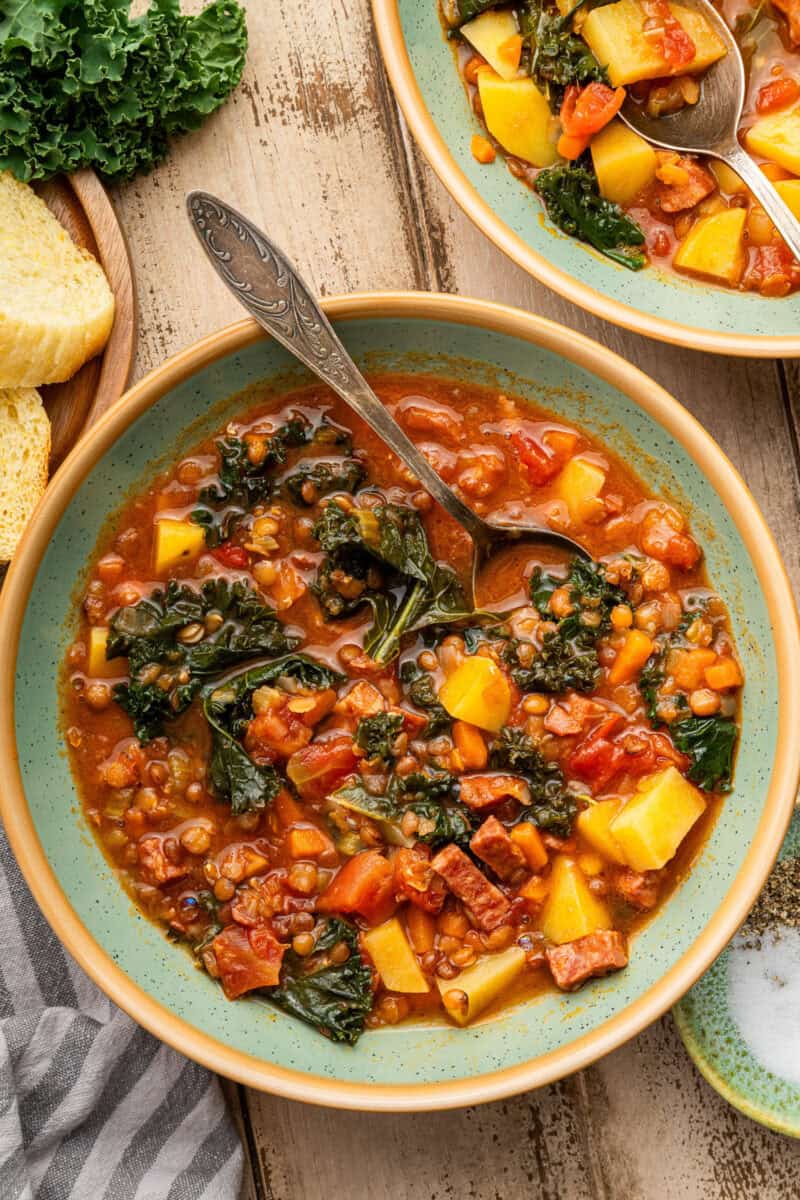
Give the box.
[1,294,798,1110]
[675,809,800,1137]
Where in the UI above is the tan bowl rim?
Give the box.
[1,292,798,1112]
[371,0,800,359]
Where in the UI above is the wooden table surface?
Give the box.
[109,1,800,1194]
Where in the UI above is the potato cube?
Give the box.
[610,765,705,871]
[555,456,606,523]
[776,179,800,220]
[439,656,511,733]
[363,918,430,994]
[746,108,800,176]
[576,800,629,866]
[87,626,127,679]
[540,857,612,945]
[581,0,726,87]
[461,10,521,81]
[438,946,526,1025]
[673,207,747,286]
[476,70,559,167]
[591,120,657,206]
[710,161,748,196]
[154,517,206,574]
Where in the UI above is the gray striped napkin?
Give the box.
[0,822,244,1199]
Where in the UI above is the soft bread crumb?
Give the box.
[0,389,50,562]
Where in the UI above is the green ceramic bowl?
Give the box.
[2,294,798,1111]
[373,1,800,357]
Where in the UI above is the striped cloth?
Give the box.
[0,822,244,1199]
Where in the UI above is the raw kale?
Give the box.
[672,716,738,792]
[202,654,343,814]
[536,160,647,271]
[509,557,625,694]
[398,660,452,737]
[0,0,247,183]
[519,0,608,107]
[108,578,298,741]
[490,727,576,835]
[191,418,313,545]
[354,712,405,764]
[283,458,366,506]
[269,917,372,1045]
[312,501,473,664]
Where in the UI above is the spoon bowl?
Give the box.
[186,192,589,606]
[619,0,800,262]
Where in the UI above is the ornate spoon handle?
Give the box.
[186,191,488,545]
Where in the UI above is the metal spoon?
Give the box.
[619,0,800,262]
[186,192,589,603]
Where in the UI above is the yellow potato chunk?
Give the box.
[746,108,800,177]
[438,946,526,1025]
[610,765,705,871]
[591,120,657,206]
[362,918,429,994]
[461,10,520,81]
[555,456,606,523]
[776,179,800,220]
[154,517,206,574]
[476,70,559,167]
[710,161,748,196]
[576,800,629,866]
[540,857,612,946]
[673,207,747,286]
[581,0,727,87]
[87,626,127,679]
[439,656,511,733]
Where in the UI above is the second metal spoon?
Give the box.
[186,191,588,603]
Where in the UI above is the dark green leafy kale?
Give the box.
[0,0,247,183]
[202,654,343,814]
[190,892,224,957]
[672,717,737,792]
[520,0,608,108]
[312,501,473,664]
[333,769,472,849]
[399,660,452,737]
[108,578,299,741]
[490,728,577,836]
[283,459,366,506]
[269,917,372,1045]
[354,712,405,764]
[638,652,664,725]
[508,557,625,695]
[536,160,647,271]
[191,417,313,545]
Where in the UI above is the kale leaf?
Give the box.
[269,917,372,1045]
[443,0,502,27]
[490,727,577,836]
[399,660,452,737]
[536,160,647,271]
[332,768,472,849]
[0,0,247,183]
[108,578,298,741]
[672,716,738,792]
[283,459,366,506]
[520,0,608,107]
[202,654,343,814]
[312,501,473,664]
[354,712,405,764]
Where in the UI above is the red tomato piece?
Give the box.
[212,542,249,569]
[285,735,358,800]
[560,82,626,138]
[757,76,800,114]
[568,715,626,790]
[641,0,696,67]
[317,849,396,924]
[510,430,561,486]
[244,703,313,762]
[393,846,447,913]
[212,924,286,999]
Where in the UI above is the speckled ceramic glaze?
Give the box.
[2,296,798,1110]
[675,810,800,1136]
[372,1,800,356]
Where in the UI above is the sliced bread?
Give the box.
[0,171,115,388]
[0,388,50,562]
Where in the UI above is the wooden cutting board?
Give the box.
[34,169,136,469]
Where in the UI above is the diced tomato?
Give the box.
[285,735,358,800]
[459,773,531,811]
[137,835,188,886]
[212,542,249,569]
[745,242,800,297]
[212,924,286,999]
[317,849,396,924]
[558,83,625,159]
[568,715,626,790]
[245,703,313,762]
[639,508,701,570]
[510,430,561,486]
[619,729,687,776]
[394,846,447,913]
[641,0,696,67]
[757,76,800,114]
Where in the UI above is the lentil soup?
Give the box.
[63,374,742,1043]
